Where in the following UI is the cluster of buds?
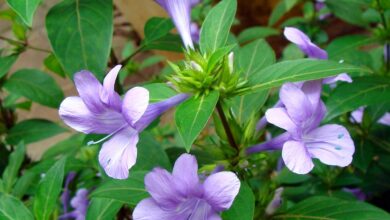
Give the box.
[167,48,247,98]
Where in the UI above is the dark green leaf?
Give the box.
[175,91,219,151]
[237,27,279,44]
[2,142,25,193]
[0,55,18,78]
[143,83,178,102]
[222,183,255,220]
[6,119,67,145]
[275,196,390,219]
[3,69,64,108]
[46,0,113,79]
[248,59,371,93]
[86,198,122,220]
[33,157,66,220]
[12,171,39,198]
[325,76,390,121]
[200,0,237,53]
[43,53,66,78]
[6,0,41,26]
[268,0,299,26]
[90,171,148,205]
[142,34,183,52]
[0,193,33,220]
[42,134,85,159]
[143,17,174,43]
[326,0,369,27]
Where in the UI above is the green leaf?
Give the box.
[237,27,279,44]
[232,39,275,124]
[86,198,122,220]
[2,142,25,193]
[325,76,390,121]
[222,183,255,220]
[42,134,85,159]
[46,0,113,79]
[0,55,18,78]
[248,59,371,93]
[90,171,148,205]
[0,193,34,220]
[275,196,390,219]
[3,69,64,108]
[142,34,183,52]
[268,0,299,26]
[6,119,67,145]
[326,0,368,27]
[12,171,39,198]
[175,91,220,151]
[142,83,178,102]
[131,132,171,171]
[33,157,66,220]
[44,53,66,78]
[6,0,41,26]
[200,0,237,53]
[143,17,174,44]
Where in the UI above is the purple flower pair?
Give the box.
[351,107,390,126]
[155,0,200,49]
[133,154,240,220]
[248,81,355,174]
[59,65,188,179]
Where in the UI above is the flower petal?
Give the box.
[172,154,200,196]
[203,171,240,211]
[378,112,390,126]
[284,27,328,59]
[280,83,313,123]
[282,140,314,174]
[265,107,297,133]
[100,65,122,111]
[74,71,105,113]
[301,80,322,110]
[323,73,353,84]
[155,0,194,49]
[122,87,150,126]
[246,132,290,154]
[59,97,126,134]
[351,107,364,124]
[98,127,139,179]
[144,168,184,209]
[306,124,354,167]
[133,198,182,220]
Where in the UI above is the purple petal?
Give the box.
[306,101,327,131]
[350,107,364,124]
[98,127,139,179]
[74,71,106,113]
[280,83,313,123]
[133,198,181,220]
[135,93,189,131]
[246,132,290,154]
[122,87,149,126]
[306,124,355,167]
[203,171,240,211]
[265,187,284,215]
[186,199,217,220]
[284,27,328,59]
[265,107,297,133]
[301,80,323,110]
[70,188,89,218]
[323,73,353,84]
[172,154,201,196]
[155,0,194,49]
[61,172,76,213]
[144,168,184,209]
[378,112,390,126]
[190,22,200,43]
[256,100,283,131]
[100,65,123,111]
[59,97,126,134]
[282,140,314,174]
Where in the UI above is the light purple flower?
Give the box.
[155,0,195,49]
[60,189,89,220]
[248,81,355,174]
[59,65,188,179]
[284,27,352,84]
[265,187,284,215]
[133,154,241,220]
[351,107,390,126]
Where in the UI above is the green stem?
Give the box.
[0,36,51,53]
[119,45,145,65]
[216,101,239,151]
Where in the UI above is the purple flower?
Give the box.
[155,0,195,49]
[60,189,89,220]
[248,81,355,174]
[133,154,241,220]
[59,65,188,179]
[284,27,352,84]
[265,187,284,215]
[343,188,366,201]
[61,172,77,214]
[351,107,390,126]
[315,0,331,20]
[379,113,390,126]
[190,22,200,43]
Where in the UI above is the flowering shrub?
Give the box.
[0,0,390,219]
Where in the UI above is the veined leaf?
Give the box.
[237,27,279,44]
[268,0,299,26]
[6,0,41,26]
[0,55,18,78]
[142,83,178,102]
[175,91,220,151]
[247,59,371,93]
[200,0,237,53]
[33,157,66,220]
[143,17,174,44]
[2,142,25,193]
[90,171,148,205]
[86,198,122,220]
[0,193,33,220]
[325,76,390,121]
[222,183,255,220]
[46,0,113,79]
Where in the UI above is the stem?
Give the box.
[216,101,239,151]
[0,36,51,53]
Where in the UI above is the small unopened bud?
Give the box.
[265,187,284,216]
[228,52,234,73]
[190,61,203,72]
